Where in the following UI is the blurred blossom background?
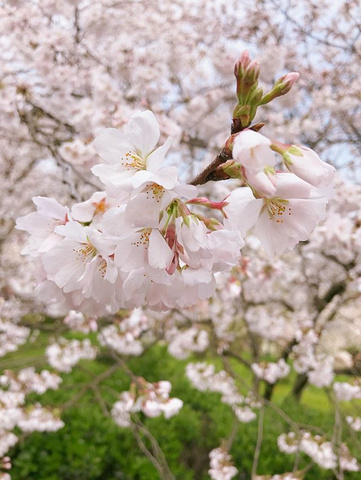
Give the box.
[0,1,360,479]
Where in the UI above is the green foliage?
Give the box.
[6,346,351,480]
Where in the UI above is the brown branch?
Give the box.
[251,406,265,479]
[189,148,232,186]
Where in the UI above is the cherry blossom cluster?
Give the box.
[63,310,98,334]
[0,367,63,473]
[346,416,361,432]
[111,379,183,428]
[46,338,97,373]
[208,446,238,480]
[278,431,360,471]
[251,359,290,384]
[0,320,29,358]
[291,327,335,388]
[16,51,336,312]
[186,362,259,423]
[99,309,148,357]
[333,381,361,402]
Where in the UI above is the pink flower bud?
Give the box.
[187,197,229,211]
[259,72,300,105]
[244,60,260,85]
[234,50,251,77]
[275,72,299,95]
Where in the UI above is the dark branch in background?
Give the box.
[16,102,100,200]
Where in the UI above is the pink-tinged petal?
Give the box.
[254,213,293,256]
[114,231,149,271]
[223,187,263,236]
[150,167,179,189]
[271,198,327,240]
[233,130,276,170]
[273,172,314,199]
[87,229,115,256]
[173,183,198,199]
[125,110,160,156]
[55,221,87,243]
[16,212,53,236]
[32,196,67,219]
[71,191,107,223]
[71,202,96,222]
[287,147,335,188]
[101,206,132,238]
[93,128,133,164]
[104,261,118,283]
[255,196,327,255]
[182,267,212,286]
[39,232,62,253]
[124,192,162,228]
[146,137,172,172]
[245,169,277,196]
[122,268,147,302]
[129,170,157,189]
[91,163,134,186]
[148,230,173,269]
[43,242,84,289]
[178,218,207,252]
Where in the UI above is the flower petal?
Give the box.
[93,128,133,164]
[125,110,160,156]
[148,230,173,269]
[147,136,172,172]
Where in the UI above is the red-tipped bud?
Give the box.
[244,60,260,86]
[187,197,229,211]
[195,214,222,231]
[274,72,299,95]
[259,72,300,105]
[234,50,251,77]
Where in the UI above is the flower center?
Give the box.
[92,197,109,216]
[75,240,97,262]
[264,197,291,224]
[122,151,146,171]
[98,257,107,277]
[131,228,152,248]
[145,183,165,203]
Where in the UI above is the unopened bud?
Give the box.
[270,140,290,155]
[244,60,260,86]
[234,50,251,77]
[249,86,263,106]
[259,72,300,105]
[187,197,229,211]
[233,104,250,127]
[195,214,222,231]
[274,72,299,94]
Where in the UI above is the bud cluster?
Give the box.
[233,50,299,129]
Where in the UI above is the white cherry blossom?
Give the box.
[92,110,178,191]
[224,173,329,255]
[16,197,70,256]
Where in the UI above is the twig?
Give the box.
[189,148,232,186]
[251,406,265,479]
